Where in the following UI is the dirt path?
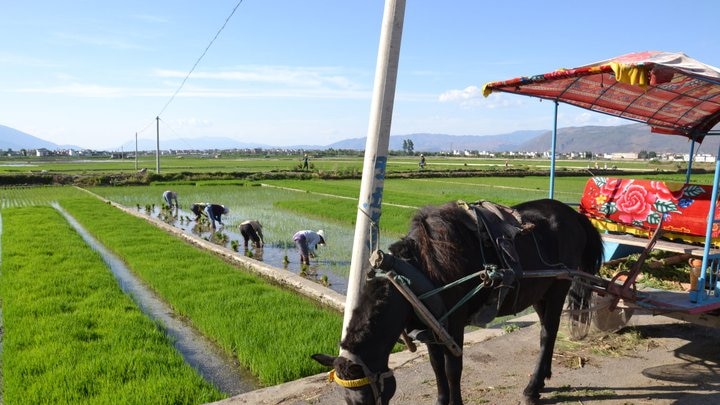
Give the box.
[213,312,720,405]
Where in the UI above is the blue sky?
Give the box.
[2,1,719,150]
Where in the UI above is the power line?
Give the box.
[158,0,244,117]
[138,0,244,135]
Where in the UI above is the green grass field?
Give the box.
[2,153,714,177]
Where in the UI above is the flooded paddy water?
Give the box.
[93,184,407,297]
[148,204,351,295]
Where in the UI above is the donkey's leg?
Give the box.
[523,290,567,404]
[427,343,450,405]
[443,346,464,405]
[427,324,466,405]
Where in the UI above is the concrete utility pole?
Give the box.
[155,116,160,173]
[342,0,406,340]
[135,132,138,171]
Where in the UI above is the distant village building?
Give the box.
[686,153,716,163]
[610,152,638,160]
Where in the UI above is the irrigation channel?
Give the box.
[52,203,262,395]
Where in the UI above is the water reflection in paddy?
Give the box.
[148,205,352,295]
[93,184,407,297]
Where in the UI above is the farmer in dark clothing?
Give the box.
[302,154,309,170]
[205,204,229,228]
[190,203,208,221]
[240,220,265,248]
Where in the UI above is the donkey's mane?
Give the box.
[402,202,488,284]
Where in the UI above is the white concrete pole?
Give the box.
[341,0,406,340]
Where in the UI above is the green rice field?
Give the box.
[2,205,225,404]
[0,186,344,403]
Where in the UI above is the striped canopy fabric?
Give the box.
[482,51,720,141]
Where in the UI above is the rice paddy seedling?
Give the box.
[59,197,344,385]
[1,206,223,404]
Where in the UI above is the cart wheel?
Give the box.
[567,309,593,340]
[565,282,595,340]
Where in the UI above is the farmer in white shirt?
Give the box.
[292,229,326,265]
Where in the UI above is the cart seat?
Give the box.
[580,177,720,244]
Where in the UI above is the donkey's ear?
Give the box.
[311,353,337,367]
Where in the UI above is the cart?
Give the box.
[483,51,720,329]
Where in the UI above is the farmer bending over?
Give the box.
[162,190,179,209]
[190,203,208,221]
[240,220,265,249]
[293,229,325,265]
[205,204,229,229]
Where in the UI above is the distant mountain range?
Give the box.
[0,125,83,151]
[2,123,719,154]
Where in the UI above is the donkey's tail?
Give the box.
[566,212,605,339]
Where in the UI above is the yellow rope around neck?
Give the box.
[328,369,371,388]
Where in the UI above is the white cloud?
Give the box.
[154,66,364,90]
[439,86,528,109]
[53,31,147,50]
[174,117,213,128]
[438,85,483,103]
[11,83,182,98]
[0,52,63,68]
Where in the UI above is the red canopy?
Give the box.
[482,51,720,141]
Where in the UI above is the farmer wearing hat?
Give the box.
[204,204,229,229]
[190,203,208,221]
[240,219,264,249]
[292,229,326,265]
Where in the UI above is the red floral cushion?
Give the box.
[580,177,720,240]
